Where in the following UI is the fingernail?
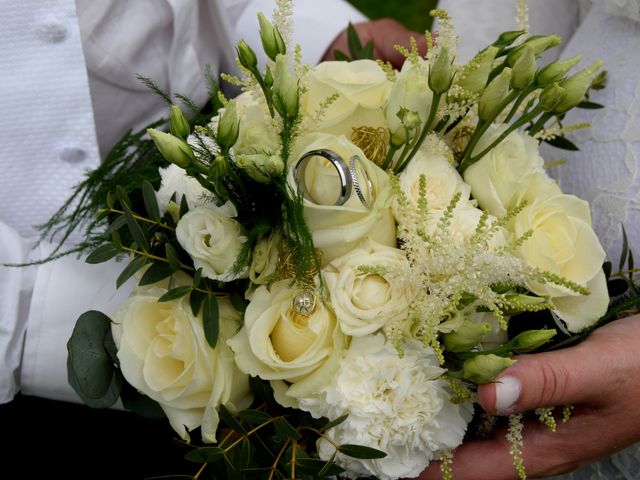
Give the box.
[495,376,521,414]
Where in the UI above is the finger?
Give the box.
[477,340,615,416]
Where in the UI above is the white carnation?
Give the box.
[298,335,472,480]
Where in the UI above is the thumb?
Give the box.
[477,342,611,415]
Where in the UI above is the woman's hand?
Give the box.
[419,314,640,479]
[322,18,427,69]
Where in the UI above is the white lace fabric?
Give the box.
[600,0,640,22]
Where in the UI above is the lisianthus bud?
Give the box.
[510,329,556,353]
[538,82,568,112]
[536,55,582,86]
[494,30,526,48]
[554,60,604,113]
[217,100,240,149]
[443,320,492,353]
[264,65,274,87]
[478,67,512,121]
[258,13,286,61]
[236,153,284,183]
[169,104,190,140]
[147,128,194,168]
[273,54,299,118]
[212,154,229,178]
[236,40,258,70]
[457,46,499,95]
[507,34,562,66]
[511,45,536,91]
[461,354,516,385]
[429,46,455,95]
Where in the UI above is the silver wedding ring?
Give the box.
[295,149,373,209]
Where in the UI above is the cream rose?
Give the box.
[231,90,279,155]
[513,192,608,331]
[249,231,281,285]
[227,280,348,401]
[289,133,396,264]
[305,60,391,137]
[395,148,470,220]
[463,126,546,217]
[176,201,247,281]
[385,59,433,145]
[112,287,252,442]
[323,239,417,336]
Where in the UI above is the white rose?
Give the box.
[395,148,470,220]
[232,90,280,155]
[155,164,211,214]
[298,334,473,480]
[249,231,281,285]
[176,202,247,281]
[112,288,252,443]
[385,59,433,144]
[305,60,391,137]
[463,126,546,217]
[227,280,348,401]
[289,133,397,264]
[513,192,608,331]
[323,239,417,336]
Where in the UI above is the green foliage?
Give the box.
[347,0,437,32]
[333,22,375,61]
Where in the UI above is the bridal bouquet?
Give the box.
[57,2,618,479]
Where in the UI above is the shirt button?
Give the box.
[60,147,87,165]
[36,22,68,43]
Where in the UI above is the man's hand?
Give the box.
[322,18,427,69]
[419,314,640,479]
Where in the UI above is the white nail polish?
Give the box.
[495,376,521,413]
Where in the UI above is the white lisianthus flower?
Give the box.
[395,147,470,221]
[305,60,391,137]
[513,192,608,331]
[323,239,417,336]
[463,126,546,217]
[227,280,348,401]
[155,164,211,214]
[112,288,252,443]
[176,201,248,282]
[298,334,472,480]
[385,59,433,145]
[289,133,396,264]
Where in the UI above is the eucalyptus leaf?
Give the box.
[337,444,387,459]
[544,135,579,151]
[237,409,273,425]
[320,413,349,432]
[103,215,126,236]
[142,179,161,221]
[274,417,300,441]
[203,294,219,348]
[620,225,629,272]
[139,262,174,286]
[193,267,203,287]
[120,381,165,419]
[67,311,121,408]
[603,261,612,280]
[295,458,344,476]
[158,285,192,302]
[577,100,604,109]
[184,446,225,464]
[115,185,132,209]
[190,289,206,316]
[123,210,150,252]
[116,255,147,288]
[219,404,246,434]
[85,243,120,264]
[165,243,182,271]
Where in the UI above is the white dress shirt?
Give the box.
[0,0,366,404]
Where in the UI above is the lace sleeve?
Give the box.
[599,0,640,22]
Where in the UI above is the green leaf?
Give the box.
[184,446,225,464]
[620,225,629,272]
[333,49,351,62]
[237,409,273,425]
[158,285,192,302]
[203,294,219,348]
[165,243,182,271]
[577,100,604,109]
[544,135,579,151]
[318,450,342,477]
[116,255,148,288]
[274,417,300,441]
[608,278,629,297]
[346,22,363,57]
[115,185,132,209]
[337,444,387,459]
[120,381,165,419]
[179,194,189,218]
[123,211,150,252]
[295,458,345,476]
[66,311,121,408]
[142,179,161,221]
[219,404,246,434]
[139,262,174,286]
[321,413,349,432]
[104,216,126,236]
[230,291,247,314]
[193,267,203,287]
[190,289,206,316]
[603,261,612,280]
[361,40,374,60]
[85,243,120,264]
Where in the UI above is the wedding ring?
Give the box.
[295,149,352,206]
[349,155,373,209]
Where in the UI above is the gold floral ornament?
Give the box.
[350,126,389,167]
